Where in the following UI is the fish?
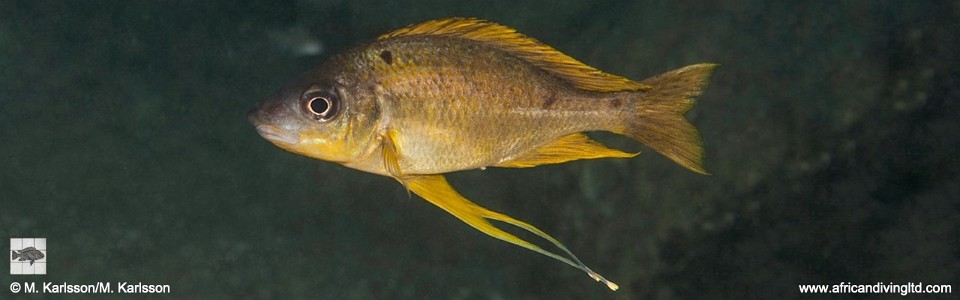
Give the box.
[249,17,716,290]
[12,247,45,265]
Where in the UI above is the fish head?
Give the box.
[249,64,381,164]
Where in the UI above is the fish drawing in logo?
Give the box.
[249,17,717,290]
[12,247,45,265]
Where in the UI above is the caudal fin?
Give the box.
[619,63,717,174]
[12,250,19,260]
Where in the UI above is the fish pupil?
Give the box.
[309,97,329,115]
[301,90,340,122]
[310,97,330,116]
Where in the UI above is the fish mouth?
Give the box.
[255,125,300,145]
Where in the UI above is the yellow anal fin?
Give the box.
[379,18,650,92]
[496,133,637,168]
[404,174,619,291]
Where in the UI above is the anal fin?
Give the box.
[496,133,637,168]
[403,174,619,291]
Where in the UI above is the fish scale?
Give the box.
[367,38,609,172]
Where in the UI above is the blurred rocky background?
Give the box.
[1,0,956,299]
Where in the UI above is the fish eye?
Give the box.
[301,90,340,122]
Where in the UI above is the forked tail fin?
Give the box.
[619,63,717,174]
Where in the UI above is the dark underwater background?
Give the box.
[1,1,957,299]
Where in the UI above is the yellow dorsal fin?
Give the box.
[496,133,638,168]
[403,174,619,291]
[379,18,651,92]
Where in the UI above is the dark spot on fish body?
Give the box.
[542,91,558,109]
[380,50,393,65]
[610,98,622,109]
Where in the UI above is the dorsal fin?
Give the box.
[379,18,651,92]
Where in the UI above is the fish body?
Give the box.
[249,18,716,290]
[335,38,632,175]
[12,247,44,265]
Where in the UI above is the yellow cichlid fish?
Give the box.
[249,17,717,290]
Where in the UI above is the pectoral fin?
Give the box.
[381,129,404,179]
[381,129,415,196]
[403,174,618,290]
[496,133,637,168]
